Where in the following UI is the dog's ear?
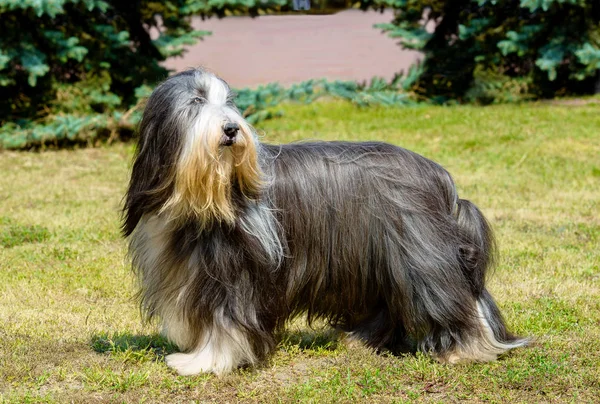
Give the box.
[122,119,180,237]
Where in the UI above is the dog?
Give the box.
[122,68,527,376]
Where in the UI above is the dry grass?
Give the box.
[1,100,599,403]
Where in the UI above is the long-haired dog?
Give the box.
[122,68,527,376]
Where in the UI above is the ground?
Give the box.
[1,100,599,403]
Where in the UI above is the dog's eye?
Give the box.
[192,97,205,104]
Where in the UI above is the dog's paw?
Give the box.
[165,352,214,376]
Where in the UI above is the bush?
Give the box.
[0,0,419,149]
[0,1,204,122]
[0,74,418,149]
[361,0,600,103]
[0,0,287,149]
[237,76,419,124]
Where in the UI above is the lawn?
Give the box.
[1,100,599,403]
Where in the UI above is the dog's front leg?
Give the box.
[163,309,259,376]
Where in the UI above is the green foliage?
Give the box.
[361,0,600,102]
[0,75,417,149]
[237,75,419,124]
[465,66,534,104]
[0,0,209,143]
[180,0,288,17]
[1,1,172,119]
[0,0,304,150]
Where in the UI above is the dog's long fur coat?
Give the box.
[122,69,527,375]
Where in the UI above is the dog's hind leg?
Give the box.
[343,309,416,355]
[391,267,491,363]
[395,207,527,363]
[416,294,527,364]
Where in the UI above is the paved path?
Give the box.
[163,9,421,88]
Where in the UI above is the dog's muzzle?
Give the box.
[222,122,239,146]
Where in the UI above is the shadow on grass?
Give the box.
[91,332,178,360]
[278,327,341,351]
[91,328,341,361]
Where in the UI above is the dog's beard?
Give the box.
[161,109,262,226]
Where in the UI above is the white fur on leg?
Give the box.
[441,300,528,364]
[165,327,256,376]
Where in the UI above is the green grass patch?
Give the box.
[1,100,599,402]
[0,217,50,248]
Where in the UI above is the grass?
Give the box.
[1,100,599,403]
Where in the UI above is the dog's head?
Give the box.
[123,68,262,235]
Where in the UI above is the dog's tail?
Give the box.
[455,199,529,357]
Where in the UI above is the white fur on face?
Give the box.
[195,72,229,106]
[161,70,263,225]
[180,71,244,163]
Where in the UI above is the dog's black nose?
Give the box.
[223,122,239,139]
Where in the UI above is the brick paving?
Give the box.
[163,9,421,88]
